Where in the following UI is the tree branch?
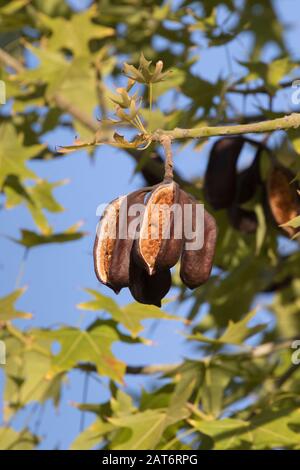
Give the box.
[227,80,294,96]
[152,113,300,141]
[0,48,24,73]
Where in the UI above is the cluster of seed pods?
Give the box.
[204,137,300,236]
[93,145,217,307]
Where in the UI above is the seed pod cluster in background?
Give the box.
[94,177,217,307]
[204,137,300,237]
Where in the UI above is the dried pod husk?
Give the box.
[136,181,183,275]
[267,164,300,237]
[204,137,244,209]
[93,196,125,293]
[180,191,217,289]
[129,242,171,307]
[108,188,151,291]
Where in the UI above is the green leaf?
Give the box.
[190,418,251,450]
[38,322,127,383]
[70,420,113,450]
[78,289,184,337]
[189,310,266,346]
[0,123,43,188]
[108,409,168,450]
[4,331,64,419]
[4,176,65,234]
[10,226,85,248]
[201,364,232,418]
[190,405,300,450]
[37,7,114,57]
[0,427,39,450]
[0,288,32,321]
[281,215,300,230]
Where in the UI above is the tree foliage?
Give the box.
[1,0,300,450]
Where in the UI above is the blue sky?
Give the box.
[0,0,300,449]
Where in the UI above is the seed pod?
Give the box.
[93,196,125,294]
[267,165,300,237]
[108,188,150,290]
[180,191,217,289]
[204,137,244,209]
[136,181,183,275]
[227,149,261,234]
[129,243,171,307]
[235,148,261,205]
[227,205,258,234]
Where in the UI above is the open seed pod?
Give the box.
[135,181,184,275]
[94,187,152,293]
[108,187,150,289]
[129,242,172,307]
[267,164,300,237]
[204,137,245,209]
[180,190,217,289]
[93,196,125,294]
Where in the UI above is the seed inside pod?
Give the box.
[267,165,300,237]
[137,181,182,275]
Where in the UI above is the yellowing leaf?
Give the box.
[0,288,32,321]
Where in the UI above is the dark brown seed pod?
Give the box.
[93,196,125,294]
[227,149,261,234]
[235,148,261,205]
[180,191,217,289]
[227,205,258,234]
[136,181,183,275]
[129,243,172,307]
[267,164,300,237]
[107,188,150,291]
[204,137,245,209]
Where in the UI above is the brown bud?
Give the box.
[129,243,171,307]
[180,191,217,289]
[204,137,244,209]
[267,165,300,237]
[136,181,183,274]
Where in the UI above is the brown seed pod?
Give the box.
[204,137,245,210]
[227,205,258,234]
[227,148,261,234]
[235,148,261,205]
[180,191,217,289]
[129,243,172,307]
[267,165,300,237]
[93,196,125,293]
[136,181,183,275]
[108,188,150,290]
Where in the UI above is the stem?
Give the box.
[160,135,174,181]
[152,113,300,141]
[135,114,147,134]
[149,82,153,113]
